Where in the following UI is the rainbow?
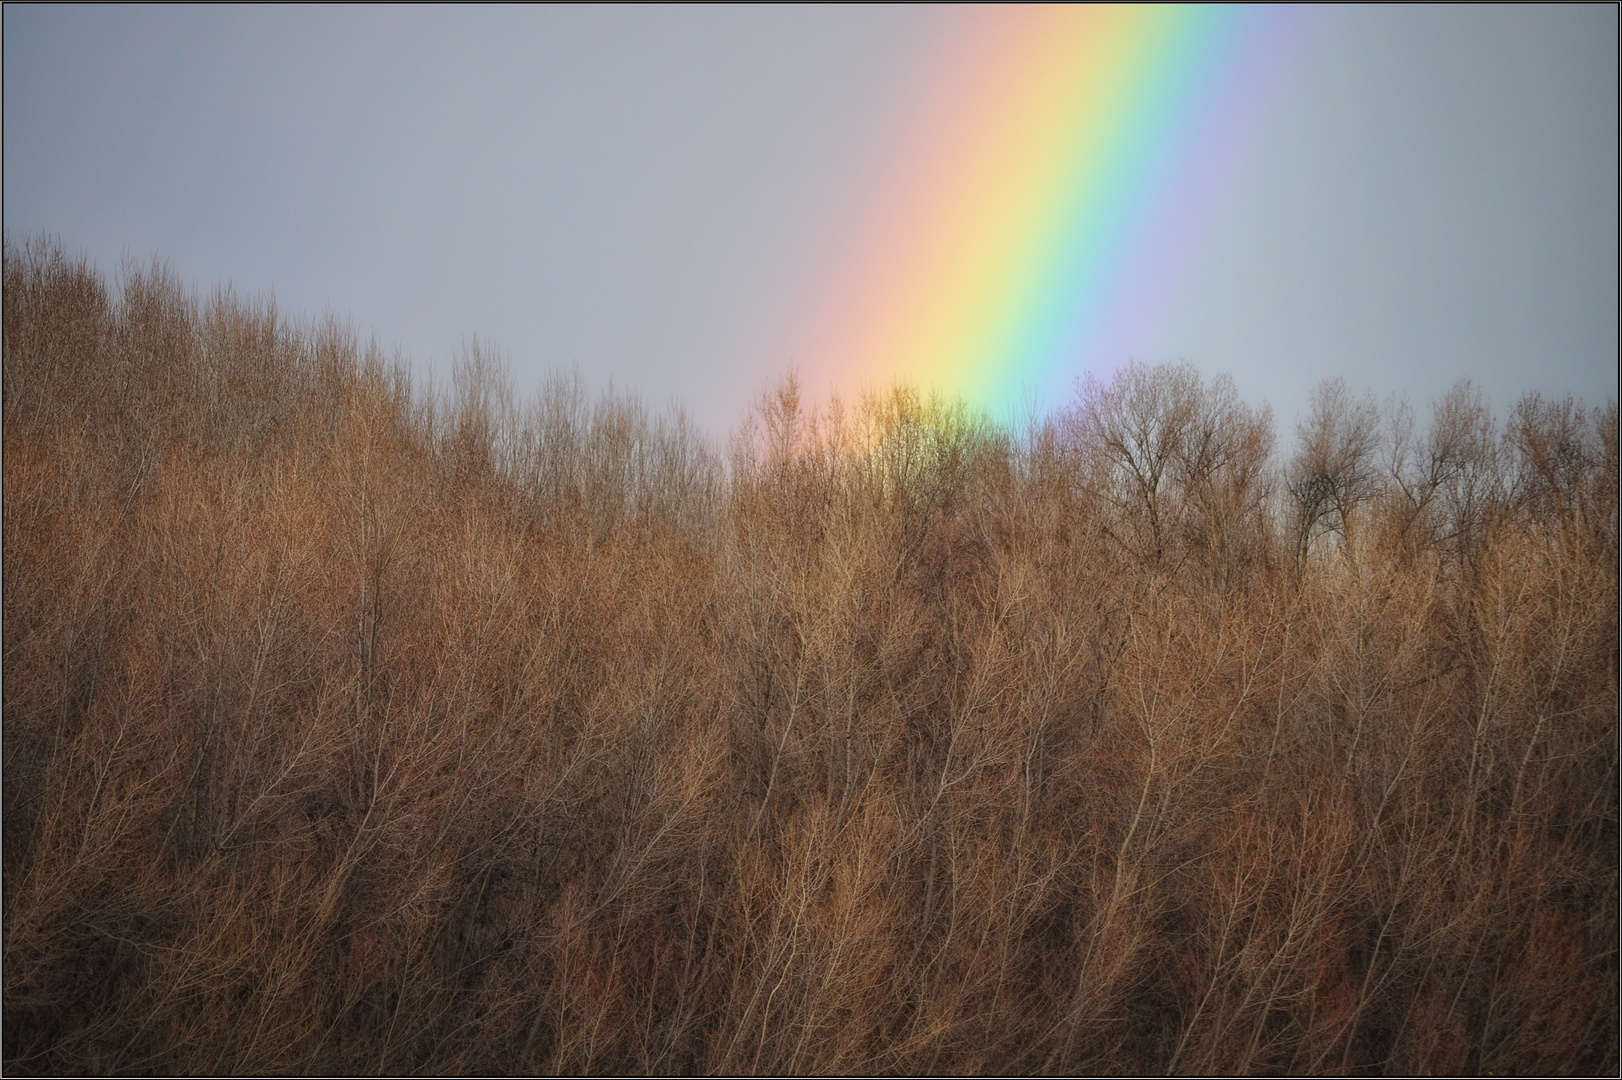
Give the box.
[793,5,1308,422]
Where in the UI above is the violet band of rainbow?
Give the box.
[795,5,1312,422]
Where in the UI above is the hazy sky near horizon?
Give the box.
[4,4,1616,441]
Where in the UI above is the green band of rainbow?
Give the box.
[795,4,1309,421]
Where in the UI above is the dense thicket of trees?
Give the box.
[4,236,1616,1073]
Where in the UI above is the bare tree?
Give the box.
[1287,378,1380,564]
[1068,361,1273,582]
[1173,372,1275,592]
[1069,361,1201,568]
[1422,380,1500,560]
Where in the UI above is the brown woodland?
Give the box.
[4,237,1616,1074]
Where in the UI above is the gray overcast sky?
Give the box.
[4,4,1616,440]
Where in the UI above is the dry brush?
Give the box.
[4,236,1616,1074]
